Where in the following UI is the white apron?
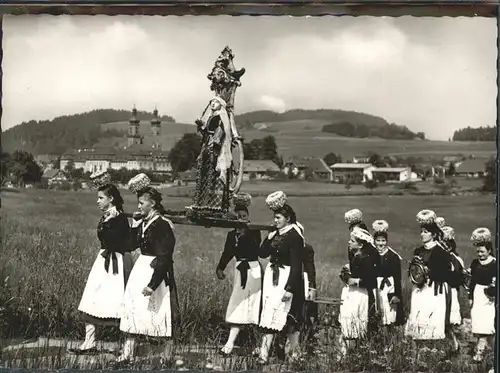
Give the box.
[471,284,495,335]
[377,276,397,326]
[449,288,462,326]
[225,260,262,325]
[259,263,293,331]
[119,254,172,337]
[339,285,369,339]
[405,281,447,340]
[78,249,125,319]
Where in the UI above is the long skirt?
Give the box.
[120,254,173,337]
[78,249,131,321]
[225,260,262,325]
[405,282,448,340]
[377,276,397,326]
[449,288,462,326]
[339,285,369,339]
[471,284,495,335]
[259,264,300,331]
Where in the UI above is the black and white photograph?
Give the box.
[0,11,497,373]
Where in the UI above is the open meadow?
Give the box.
[0,188,496,371]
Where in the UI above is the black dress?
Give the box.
[350,247,380,337]
[259,226,306,331]
[79,211,133,326]
[121,214,180,338]
[377,249,404,326]
[217,228,262,275]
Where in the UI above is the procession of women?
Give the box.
[68,168,496,368]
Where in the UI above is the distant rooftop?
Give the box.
[331,163,373,169]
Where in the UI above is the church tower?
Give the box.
[127,105,143,146]
[151,107,161,137]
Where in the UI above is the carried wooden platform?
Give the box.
[125,210,275,231]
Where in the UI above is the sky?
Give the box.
[2,15,497,140]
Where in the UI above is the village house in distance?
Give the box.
[37,107,490,188]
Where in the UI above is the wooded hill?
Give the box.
[452,126,496,142]
[2,108,424,155]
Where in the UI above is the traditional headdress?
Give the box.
[435,216,446,228]
[350,227,375,246]
[372,220,389,233]
[471,227,492,246]
[90,170,111,189]
[345,209,363,225]
[265,191,287,211]
[416,209,437,225]
[372,219,389,240]
[233,192,252,209]
[441,226,455,241]
[416,209,443,239]
[128,173,152,194]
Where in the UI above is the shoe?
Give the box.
[219,346,232,357]
[252,347,260,356]
[67,346,98,355]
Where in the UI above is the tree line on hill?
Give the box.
[1,109,176,155]
[452,126,496,141]
[2,108,426,157]
[322,122,425,140]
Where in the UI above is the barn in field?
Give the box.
[372,167,412,182]
[283,157,333,181]
[243,160,281,180]
[41,169,68,187]
[330,163,375,183]
[455,159,487,178]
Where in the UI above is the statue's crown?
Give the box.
[207,46,246,109]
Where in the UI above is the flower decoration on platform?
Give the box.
[435,217,446,228]
[90,170,111,189]
[372,220,389,233]
[470,227,492,246]
[344,209,363,225]
[441,226,455,241]
[232,192,252,208]
[350,227,375,246]
[128,173,151,194]
[265,191,287,211]
[416,209,437,225]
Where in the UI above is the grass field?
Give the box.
[0,188,496,371]
[100,120,496,160]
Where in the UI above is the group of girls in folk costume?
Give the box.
[70,171,179,364]
[216,193,263,355]
[70,174,134,354]
[215,191,316,362]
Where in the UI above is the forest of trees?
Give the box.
[235,109,392,128]
[2,109,176,155]
[322,121,424,140]
[452,126,496,141]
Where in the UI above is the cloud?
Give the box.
[259,95,287,113]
